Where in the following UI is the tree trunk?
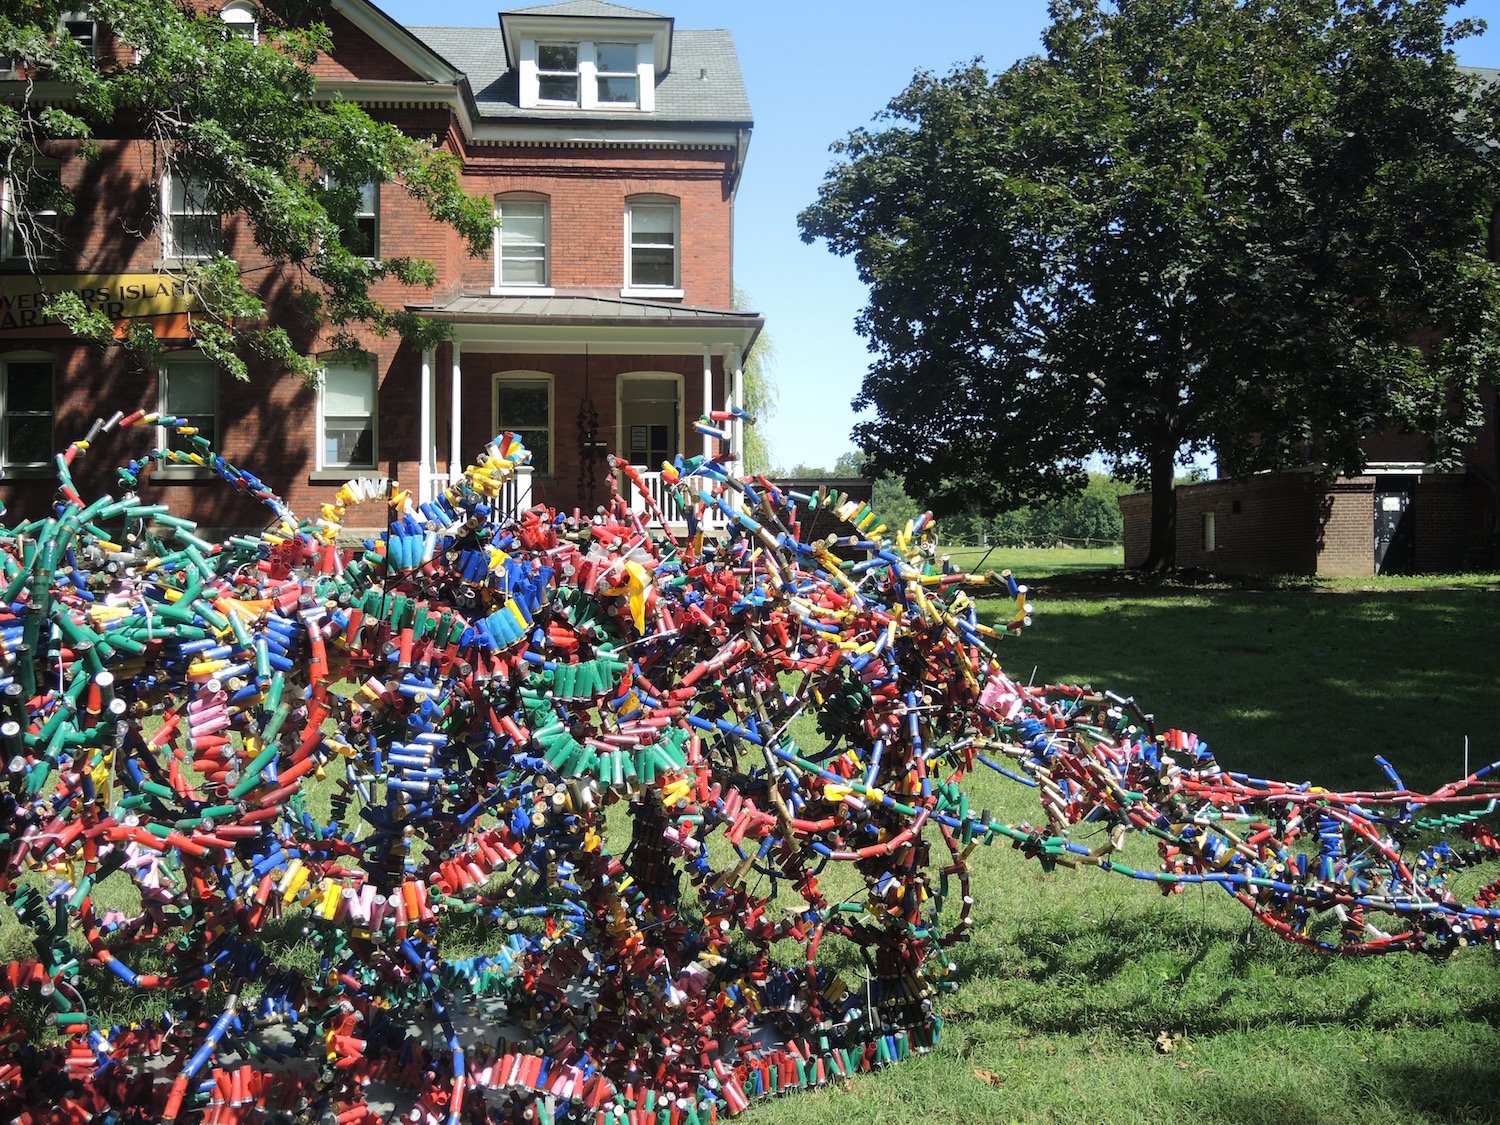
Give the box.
[1139,447,1177,571]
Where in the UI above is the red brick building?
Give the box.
[0,0,761,529]
[1119,389,1499,576]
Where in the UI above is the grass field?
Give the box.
[768,555,1500,1125]
[6,552,1500,1123]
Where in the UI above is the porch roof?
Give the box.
[408,291,763,354]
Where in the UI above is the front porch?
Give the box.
[408,293,763,531]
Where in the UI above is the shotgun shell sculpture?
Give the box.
[0,409,1497,1125]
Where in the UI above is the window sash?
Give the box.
[322,363,376,468]
[537,43,580,104]
[2,360,54,468]
[498,200,548,286]
[162,359,218,454]
[166,175,218,260]
[495,379,551,475]
[1,178,60,261]
[628,203,678,287]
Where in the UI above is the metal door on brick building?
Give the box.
[1374,485,1415,574]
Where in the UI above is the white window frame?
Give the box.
[493,194,552,295]
[594,42,639,106]
[1,165,61,263]
[535,42,581,106]
[318,357,378,471]
[157,352,219,474]
[60,11,96,66]
[220,1,259,44]
[493,372,553,478]
[0,353,54,474]
[161,171,219,262]
[519,38,651,111]
[623,196,682,297]
[1202,510,1216,552]
[325,175,379,260]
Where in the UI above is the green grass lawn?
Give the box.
[770,556,1500,1125]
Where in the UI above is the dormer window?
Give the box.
[595,43,639,104]
[537,43,580,104]
[220,2,258,44]
[518,39,653,111]
[60,11,96,65]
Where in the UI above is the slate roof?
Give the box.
[503,2,667,18]
[412,292,763,330]
[410,25,752,125]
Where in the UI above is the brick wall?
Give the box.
[1313,478,1375,577]
[1120,472,1375,576]
[1413,473,1475,572]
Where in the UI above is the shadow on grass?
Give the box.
[944,904,1500,1039]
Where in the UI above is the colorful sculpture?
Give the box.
[0,409,1495,1124]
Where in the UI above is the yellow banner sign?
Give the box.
[0,273,196,338]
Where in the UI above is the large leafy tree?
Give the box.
[0,0,493,381]
[799,0,1500,569]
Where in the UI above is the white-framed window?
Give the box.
[519,39,650,111]
[1,163,61,263]
[1202,510,1216,552]
[320,358,377,470]
[159,352,218,458]
[595,43,639,105]
[536,43,580,105]
[220,1,258,43]
[60,11,96,66]
[495,195,549,289]
[327,176,378,259]
[493,373,552,476]
[624,196,679,293]
[1,354,54,471]
[162,171,219,261]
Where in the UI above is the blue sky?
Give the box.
[376,0,1500,471]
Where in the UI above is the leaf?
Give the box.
[1154,1030,1182,1054]
[973,1068,1006,1088]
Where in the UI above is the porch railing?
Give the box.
[627,470,729,531]
[422,466,533,522]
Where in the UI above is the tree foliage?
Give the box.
[799,0,1500,568]
[733,287,777,473]
[0,0,494,381]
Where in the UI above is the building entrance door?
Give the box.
[617,376,680,470]
[1374,484,1415,575]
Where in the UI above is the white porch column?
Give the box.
[419,346,434,501]
[701,345,713,460]
[449,340,463,478]
[729,345,744,463]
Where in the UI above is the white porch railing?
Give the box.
[422,466,534,522]
[628,470,729,531]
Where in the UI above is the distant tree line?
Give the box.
[778,455,1127,545]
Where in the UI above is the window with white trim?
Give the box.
[536,43,580,105]
[495,195,548,288]
[320,359,377,470]
[159,353,218,458]
[1,162,61,263]
[163,172,219,261]
[494,374,552,476]
[220,2,258,43]
[60,11,95,66]
[1,355,54,471]
[520,38,649,110]
[327,176,378,259]
[595,43,639,105]
[625,197,678,291]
